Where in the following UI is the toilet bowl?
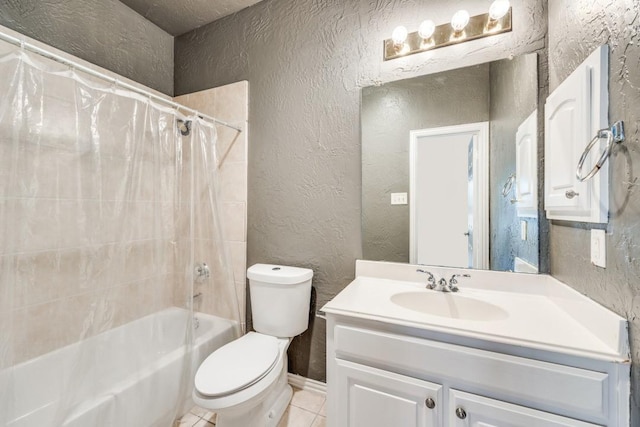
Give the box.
[193,264,313,427]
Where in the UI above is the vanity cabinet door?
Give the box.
[515,110,537,217]
[336,359,442,427]
[448,390,601,427]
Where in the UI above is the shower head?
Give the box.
[177,119,192,136]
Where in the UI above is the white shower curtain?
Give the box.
[0,40,241,426]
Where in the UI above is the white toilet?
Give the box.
[193,263,313,427]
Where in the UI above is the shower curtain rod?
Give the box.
[0,30,243,133]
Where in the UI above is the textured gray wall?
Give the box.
[175,0,546,381]
[119,0,264,36]
[0,0,174,95]
[361,65,490,263]
[489,55,539,271]
[548,1,640,421]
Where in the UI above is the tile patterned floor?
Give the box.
[175,386,326,427]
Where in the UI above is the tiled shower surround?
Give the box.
[174,81,249,328]
[0,34,249,367]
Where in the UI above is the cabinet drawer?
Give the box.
[449,389,601,427]
[334,325,609,422]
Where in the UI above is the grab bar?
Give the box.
[576,121,625,182]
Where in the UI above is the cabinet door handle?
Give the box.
[565,190,579,199]
[425,397,435,409]
[455,407,467,419]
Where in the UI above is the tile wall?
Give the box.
[1,99,178,367]
[174,81,249,328]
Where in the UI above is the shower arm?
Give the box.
[0,29,242,134]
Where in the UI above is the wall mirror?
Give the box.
[361,53,546,273]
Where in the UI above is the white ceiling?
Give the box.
[119,0,265,36]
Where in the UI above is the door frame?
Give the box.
[409,122,489,269]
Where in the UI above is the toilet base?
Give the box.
[215,369,292,427]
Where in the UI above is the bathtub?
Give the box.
[1,307,238,427]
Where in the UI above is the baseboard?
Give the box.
[287,373,327,395]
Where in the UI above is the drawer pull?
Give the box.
[565,190,579,199]
[425,397,435,409]
[455,407,467,419]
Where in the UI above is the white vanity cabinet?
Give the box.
[326,318,627,427]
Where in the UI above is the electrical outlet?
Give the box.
[591,229,606,268]
[391,192,408,205]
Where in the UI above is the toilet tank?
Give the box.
[247,264,313,338]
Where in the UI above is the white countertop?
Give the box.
[321,261,629,363]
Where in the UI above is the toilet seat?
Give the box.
[195,332,280,398]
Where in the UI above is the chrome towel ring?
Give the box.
[502,173,516,197]
[576,121,625,182]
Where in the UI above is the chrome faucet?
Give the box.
[416,269,470,292]
[416,269,437,289]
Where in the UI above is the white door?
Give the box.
[336,359,442,427]
[410,122,489,269]
[448,390,601,427]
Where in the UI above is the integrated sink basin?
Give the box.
[322,260,629,362]
[390,291,509,321]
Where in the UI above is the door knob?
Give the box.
[425,397,436,409]
[463,231,470,236]
[455,407,467,419]
[565,190,579,199]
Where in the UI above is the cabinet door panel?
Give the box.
[544,65,590,211]
[336,359,442,427]
[449,390,601,427]
[515,110,537,217]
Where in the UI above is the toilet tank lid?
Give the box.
[247,264,313,285]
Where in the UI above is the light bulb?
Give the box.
[451,10,470,32]
[489,0,510,20]
[418,20,436,39]
[391,26,408,45]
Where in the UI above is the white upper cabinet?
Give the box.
[544,45,609,223]
[515,110,538,217]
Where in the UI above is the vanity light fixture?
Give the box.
[384,3,512,61]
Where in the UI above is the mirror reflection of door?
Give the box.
[410,123,489,269]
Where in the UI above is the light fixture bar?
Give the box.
[383,8,512,61]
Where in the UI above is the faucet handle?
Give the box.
[448,274,471,292]
[416,269,437,289]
